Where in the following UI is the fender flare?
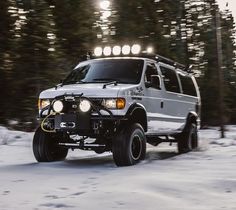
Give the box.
[184,111,199,131]
[125,103,148,132]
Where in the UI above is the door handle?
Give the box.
[161,101,164,108]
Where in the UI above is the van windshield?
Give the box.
[63,59,144,85]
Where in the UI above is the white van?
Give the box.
[34,50,201,166]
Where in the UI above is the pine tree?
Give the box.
[220,8,236,123]
[0,0,19,123]
[51,0,97,66]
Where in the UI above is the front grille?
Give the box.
[61,98,103,114]
[90,98,103,107]
[62,101,77,113]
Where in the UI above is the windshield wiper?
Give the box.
[64,81,86,85]
[55,80,86,89]
[103,81,118,89]
[93,78,119,89]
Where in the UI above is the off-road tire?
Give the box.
[177,123,198,153]
[33,127,68,162]
[112,123,146,166]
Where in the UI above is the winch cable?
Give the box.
[40,112,56,133]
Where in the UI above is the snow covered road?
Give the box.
[0,126,236,210]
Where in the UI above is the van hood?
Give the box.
[39,83,138,99]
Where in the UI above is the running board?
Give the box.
[58,143,106,150]
[146,135,177,146]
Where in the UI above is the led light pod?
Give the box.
[103,46,112,56]
[131,44,141,55]
[94,47,103,57]
[112,46,121,56]
[147,47,154,54]
[122,45,131,55]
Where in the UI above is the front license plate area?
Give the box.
[54,114,78,131]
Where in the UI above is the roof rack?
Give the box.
[141,53,193,73]
[85,52,193,73]
[155,55,185,70]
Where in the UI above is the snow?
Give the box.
[0,126,236,210]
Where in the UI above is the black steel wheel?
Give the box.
[177,123,198,153]
[112,123,146,166]
[33,127,68,162]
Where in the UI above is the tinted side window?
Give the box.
[179,74,197,96]
[160,66,180,93]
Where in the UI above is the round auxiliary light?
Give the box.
[94,47,103,57]
[122,45,131,55]
[112,45,121,56]
[103,46,112,56]
[147,47,154,54]
[79,99,91,113]
[53,100,64,113]
[131,44,141,55]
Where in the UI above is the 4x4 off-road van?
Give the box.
[33,45,201,166]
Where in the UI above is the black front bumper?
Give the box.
[40,95,126,136]
[53,112,127,137]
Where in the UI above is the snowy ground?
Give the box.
[0,126,235,210]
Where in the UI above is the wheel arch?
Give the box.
[184,111,198,131]
[125,103,148,132]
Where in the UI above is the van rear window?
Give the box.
[179,74,197,96]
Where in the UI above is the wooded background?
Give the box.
[0,0,236,129]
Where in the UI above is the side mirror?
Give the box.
[145,81,152,88]
[145,75,161,89]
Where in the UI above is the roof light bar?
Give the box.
[93,44,154,57]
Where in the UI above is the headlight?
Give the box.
[102,99,116,109]
[53,100,64,113]
[38,99,50,110]
[102,98,126,109]
[79,99,91,112]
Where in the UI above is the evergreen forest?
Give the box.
[0,0,236,129]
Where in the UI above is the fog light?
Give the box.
[53,100,64,113]
[79,99,91,112]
